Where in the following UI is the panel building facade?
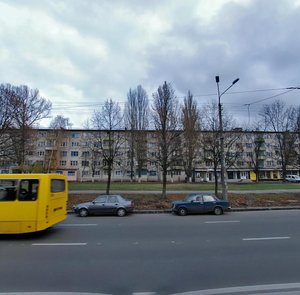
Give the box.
[1,129,299,182]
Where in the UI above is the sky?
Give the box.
[1,0,300,129]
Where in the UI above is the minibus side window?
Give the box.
[0,180,17,201]
[18,179,39,201]
[51,179,65,193]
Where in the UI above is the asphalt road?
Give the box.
[1,211,300,295]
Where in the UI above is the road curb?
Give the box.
[68,206,300,214]
[133,207,300,214]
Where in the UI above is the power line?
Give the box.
[243,89,295,105]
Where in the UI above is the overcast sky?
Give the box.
[1,0,300,128]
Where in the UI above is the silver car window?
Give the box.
[108,196,118,203]
[95,196,107,203]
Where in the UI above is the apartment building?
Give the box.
[1,129,299,182]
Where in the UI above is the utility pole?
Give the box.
[215,76,239,200]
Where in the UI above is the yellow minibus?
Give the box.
[0,174,68,234]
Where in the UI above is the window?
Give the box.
[59,160,67,166]
[38,142,45,147]
[61,142,68,147]
[0,179,17,201]
[203,195,215,202]
[72,142,79,147]
[95,196,107,203]
[51,179,65,193]
[70,161,78,166]
[68,171,75,176]
[37,151,45,156]
[108,196,118,203]
[205,161,213,167]
[71,151,79,157]
[149,170,157,176]
[81,161,89,167]
[19,179,39,201]
[60,151,68,157]
[82,171,89,176]
[71,133,80,139]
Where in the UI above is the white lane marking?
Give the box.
[205,220,240,224]
[32,243,87,246]
[56,224,97,227]
[243,236,290,241]
[172,282,300,294]
[0,292,110,295]
[132,293,156,295]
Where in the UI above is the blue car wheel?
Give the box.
[178,207,187,216]
[214,206,223,215]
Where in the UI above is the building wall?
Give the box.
[1,129,299,182]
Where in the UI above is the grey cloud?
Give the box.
[1,0,300,128]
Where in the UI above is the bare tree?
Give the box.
[244,132,266,182]
[90,99,124,194]
[0,84,15,162]
[260,100,299,179]
[296,107,300,170]
[11,85,52,172]
[181,91,201,182]
[49,115,73,130]
[124,85,149,182]
[201,101,239,196]
[1,84,52,172]
[152,81,180,198]
[44,115,72,173]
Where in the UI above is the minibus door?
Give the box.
[17,179,39,232]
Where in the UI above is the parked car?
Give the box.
[285,175,300,183]
[171,193,230,216]
[73,195,134,217]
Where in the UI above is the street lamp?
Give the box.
[215,76,239,200]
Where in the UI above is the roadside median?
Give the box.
[68,191,300,213]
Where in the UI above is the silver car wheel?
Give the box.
[117,208,126,217]
[79,208,88,217]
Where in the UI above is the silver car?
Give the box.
[285,175,300,183]
[73,195,134,217]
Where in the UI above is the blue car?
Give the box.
[171,193,230,216]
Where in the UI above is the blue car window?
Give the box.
[195,196,203,202]
[203,195,215,202]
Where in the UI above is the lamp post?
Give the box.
[215,76,239,200]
